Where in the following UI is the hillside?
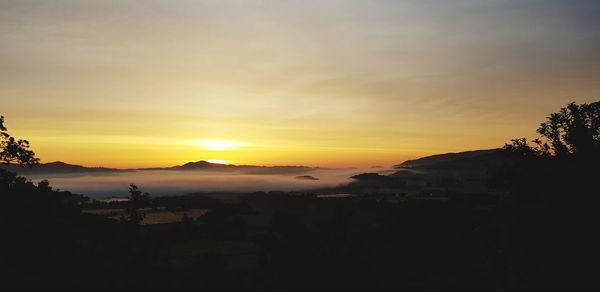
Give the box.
[165,161,313,174]
[395,149,502,169]
[0,161,124,174]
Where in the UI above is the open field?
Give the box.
[83,208,208,225]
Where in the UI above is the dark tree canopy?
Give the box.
[0,116,39,167]
[504,101,600,157]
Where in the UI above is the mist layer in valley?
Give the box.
[23,168,377,199]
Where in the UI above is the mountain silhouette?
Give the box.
[171,160,233,170]
[0,160,317,175]
[395,149,501,169]
[166,161,315,174]
[338,149,508,193]
[0,161,124,174]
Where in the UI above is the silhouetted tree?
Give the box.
[37,179,52,191]
[499,101,598,291]
[504,101,600,157]
[502,138,549,158]
[0,116,39,167]
[123,184,150,225]
[499,101,599,197]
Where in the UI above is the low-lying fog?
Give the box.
[25,168,380,199]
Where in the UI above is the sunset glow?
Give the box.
[1,1,599,168]
[190,140,243,151]
[2,2,596,289]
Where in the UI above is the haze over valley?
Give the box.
[18,165,372,198]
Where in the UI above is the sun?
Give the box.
[189,140,242,151]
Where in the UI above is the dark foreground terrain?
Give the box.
[1,101,598,291]
[1,151,595,291]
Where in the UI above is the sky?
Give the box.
[1,0,599,168]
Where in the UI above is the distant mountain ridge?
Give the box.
[1,160,317,175]
[0,161,124,174]
[164,161,315,174]
[332,149,509,195]
[395,149,502,169]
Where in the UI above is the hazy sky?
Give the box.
[1,0,599,167]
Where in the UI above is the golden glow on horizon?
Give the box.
[190,140,244,151]
[2,1,599,168]
[206,160,230,165]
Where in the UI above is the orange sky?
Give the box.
[2,1,599,168]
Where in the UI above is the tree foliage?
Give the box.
[0,116,39,167]
[503,101,600,157]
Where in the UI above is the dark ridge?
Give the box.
[350,172,391,182]
[0,161,124,174]
[395,149,501,169]
[173,160,233,170]
[157,160,315,174]
[0,160,318,174]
